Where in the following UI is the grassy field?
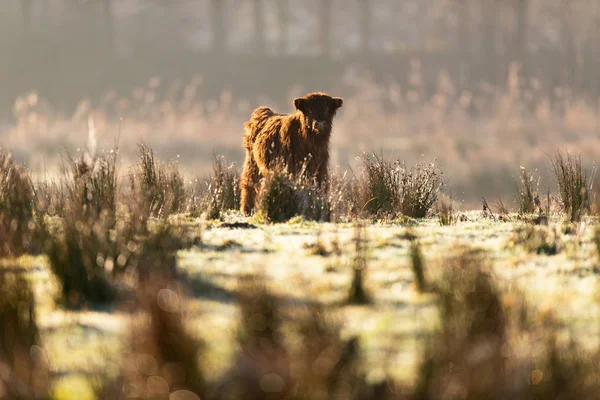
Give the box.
[6,69,600,207]
[6,211,600,399]
[1,137,600,399]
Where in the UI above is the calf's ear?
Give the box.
[333,97,344,109]
[294,97,306,112]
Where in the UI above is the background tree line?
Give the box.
[2,0,600,116]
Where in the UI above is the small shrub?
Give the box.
[134,223,184,284]
[295,179,331,222]
[0,272,50,399]
[117,181,150,235]
[550,149,593,222]
[514,166,539,214]
[415,248,600,399]
[43,213,118,308]
[436,196,455,226]
[68,151,117,220]
[361,153,443,219]
[256,167,297,223]
[361,153,399,217]
[136,143,160,215]
[99,282,206,399]
[415,249,507,399]
[205,155,240,219]
[40,139,128,307]
[217,277,388,399]
[135,144,186,218]
[236,278,285,350]
[397,160,443,218]
[328,168,362,222]
[256,166,330,223]
[214,277,287,398]
[52,118,116,221]
[59,127,118,223]
[0,150,37,257]
[292,312,367,399]
[33,179,66,218]
[43,206,186,308]
[187,177,210,219]
[438,250,505,343]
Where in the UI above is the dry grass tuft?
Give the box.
[255,166,330,223]
[0,149,39,257]
[415,249,507,399]
[66,150,118,222]
[204,155,240,220]
[0,271,50,399]
[43,205,187,308]
[360,153,443,219]
[327,169,362,222]
[436,196,455,226]
[361,153,399,218]
[514,166,540,215]
[217,277,393,399]
[415,248,600,399]
[99,282,206,399]
[135,144,186,219]
[550,149,593,222]
[42,211,119,308]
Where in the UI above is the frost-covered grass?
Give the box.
[7,210,598,397]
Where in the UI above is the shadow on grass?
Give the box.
[179,272,238,303]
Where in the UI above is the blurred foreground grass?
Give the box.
[4,211,598,398]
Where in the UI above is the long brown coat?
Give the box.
[240,92,343,216]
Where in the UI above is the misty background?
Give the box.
[2,0,600,205]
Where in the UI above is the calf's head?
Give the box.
[294,92,343,134]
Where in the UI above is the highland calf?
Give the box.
[240,92,344,216]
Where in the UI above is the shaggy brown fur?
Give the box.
[240,92,344,216]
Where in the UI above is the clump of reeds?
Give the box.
[360,153,443,219]
[204,155,240,220]
[255,165,330,223]
[0,149,38,257]
[514,166,539,215]
[0,271,50,399]
[550,149,593,222]
[135,143,186,219]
